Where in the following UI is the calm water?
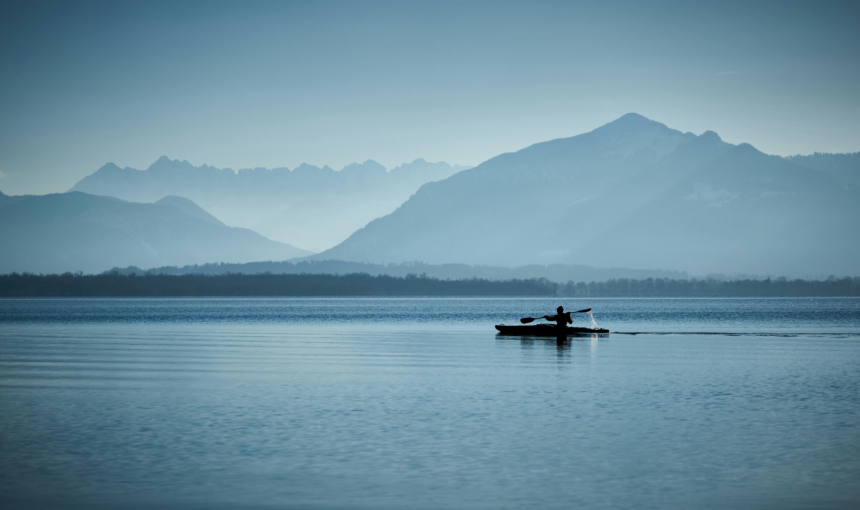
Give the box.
[1,297,859,509]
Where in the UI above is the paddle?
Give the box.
[520,308,591,324]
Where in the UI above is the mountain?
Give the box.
[154,195,225,227]
[0,192,312,274]
[314,114,860,277]
[317,114,695,266]
[70,156,470,251]
[786,152,860,186]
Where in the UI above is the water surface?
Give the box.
[2,298,859,509]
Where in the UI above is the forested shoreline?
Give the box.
[557,277,860,297]
[0,272,858,297]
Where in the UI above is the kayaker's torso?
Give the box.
[546,312,572,328]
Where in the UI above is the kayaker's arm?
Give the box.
[544,313,572,325]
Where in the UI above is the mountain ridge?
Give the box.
[315,113,697,266]
[312,113,860,276]
[0,192,312,274]
[70,157,472,250]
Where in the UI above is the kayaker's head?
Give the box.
[557,306,564,313]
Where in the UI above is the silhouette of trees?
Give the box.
[0,272,556,297]
[0,272,857,297]
[556,277,860,297]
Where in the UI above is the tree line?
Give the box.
[107,259,687,282]
[0,272,858,297]
[557,277,860,297]
[0,272,555,297]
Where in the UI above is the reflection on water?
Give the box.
[1,298,859,509]
[497,333,603,359]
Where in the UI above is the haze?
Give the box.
[4,4,860,509]
[2,0,858,195]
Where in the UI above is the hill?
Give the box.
[0,192,312,274]
[0,190,31,209]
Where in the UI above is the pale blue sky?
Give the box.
[1,0,858,194]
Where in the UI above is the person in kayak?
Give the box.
[545,306,573,330]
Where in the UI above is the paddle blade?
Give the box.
[520,317,537,324]
[573,308,592,314]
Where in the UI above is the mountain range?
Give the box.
[71,157,470,251]
[0,191,311,274]
[5,113,859,277]
[314,114,860,277]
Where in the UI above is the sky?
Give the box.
[1,0,858,195]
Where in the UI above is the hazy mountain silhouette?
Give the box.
[313,114,860,276]
[317,114,695,266]
[786,152,860,186]
[70,156,470,251]
[0,192,312,274]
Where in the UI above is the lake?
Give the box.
[1,297,859,509]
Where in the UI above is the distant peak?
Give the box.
[341,160,386,173]
[596,113,673,134]
[616,112,651,123]
[361,160,386,172]
[389,158,438,173]
[699,130,723,142]
[293,163,323,173]
[732,143,765,157]
[155,195,193,204]
[96,162,122,172]
[148,157,196,172]
[608,113,662,128]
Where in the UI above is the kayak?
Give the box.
[495,324,609,336]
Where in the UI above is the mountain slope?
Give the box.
[155,195,225,227]
[549,129,735,250]
[0,192,312,274]
[578,144,860,276]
